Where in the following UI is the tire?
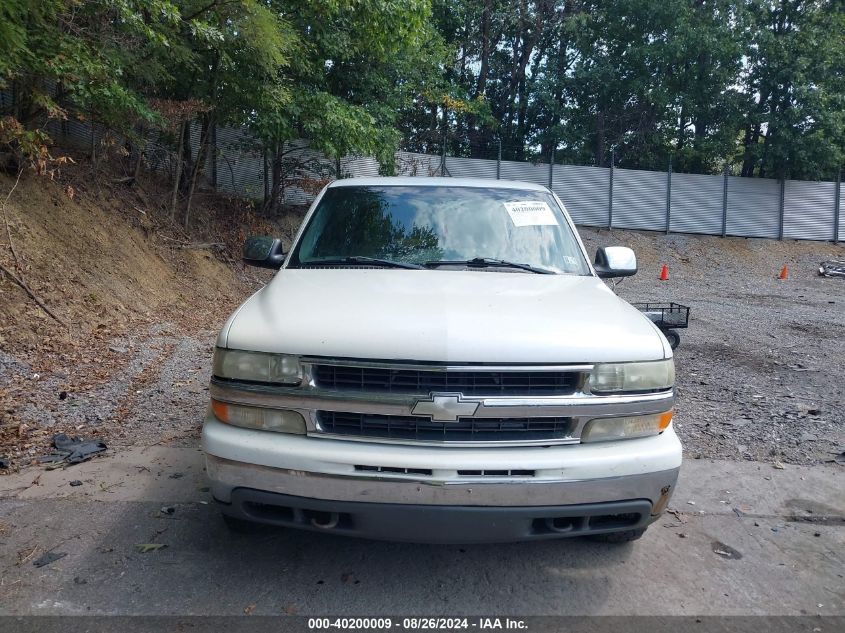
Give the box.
[589,528,647,543]
[663,329,680,350]
[222,514,266,534]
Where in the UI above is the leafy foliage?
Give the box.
[405,0,844,180]
[1,0,843,186]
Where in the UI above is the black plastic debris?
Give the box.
[0,457,9,469]
[819,260,845,278]
[69,480,83,487]
[38,434,107,466]
[33,551,67,568]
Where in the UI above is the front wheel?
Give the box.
[662,329,680,350]
[588,528,647,543]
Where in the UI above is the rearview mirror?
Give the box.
[243,236,285,269]
[594,246,637,278]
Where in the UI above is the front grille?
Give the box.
[313,365,580,396]
[317,411,573,442]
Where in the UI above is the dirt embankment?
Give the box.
[0,156,280,460]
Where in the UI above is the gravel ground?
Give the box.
[1,228,844,468]
[581,228,845,465]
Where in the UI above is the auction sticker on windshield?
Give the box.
[503,200,558,226]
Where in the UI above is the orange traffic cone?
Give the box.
[659,264,669,281]
[778,265,788,280]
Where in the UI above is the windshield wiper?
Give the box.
[423,257,555,274]
[304,256,423,270]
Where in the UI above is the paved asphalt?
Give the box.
[1,449,842,618]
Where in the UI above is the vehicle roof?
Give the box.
[327,177,550,191]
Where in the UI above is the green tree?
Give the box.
[251,0,441,213]
[740,0,845,180]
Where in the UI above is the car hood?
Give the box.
[220,270,669,363]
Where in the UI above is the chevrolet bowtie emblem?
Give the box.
[411,393,479,422]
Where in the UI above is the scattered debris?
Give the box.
[159,506,175,515]
[33,550,67,568]
[732,507,745,518]
[818,260,845,278]
[686,500,696,506]
[16,545,39,566]
[0,457,9,469]
[69,480,83,487]
[711,541,743,560]
[168,472,184,479]
[667,509,688,524]
[244,604,257,615]
[773,461,785,470]
[38,434,107,466]
[825,452,845,465]
[135,543,167,553]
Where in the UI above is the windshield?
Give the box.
[288,185,590,274]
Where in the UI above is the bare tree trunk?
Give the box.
[179,121,194,197]
[185,114,214,228]
[90,114,97,173]
[595,111,606,166]
[266,143,285,217]
[131,125,145,185]
[170,122,185,220]
[133,144,143,183]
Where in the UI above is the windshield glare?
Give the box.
[289,185,590,274]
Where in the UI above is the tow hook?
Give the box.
[310,512,341,530]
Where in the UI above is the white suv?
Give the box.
[202,177,680,543]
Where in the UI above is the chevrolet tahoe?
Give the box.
[202,177,681,544]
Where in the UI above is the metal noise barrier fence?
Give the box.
[37,118,845,244]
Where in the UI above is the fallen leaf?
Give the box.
[244,604,256,615]
[135,543,166,553]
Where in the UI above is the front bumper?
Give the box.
[203,417,681,543]
[219,490,658,543]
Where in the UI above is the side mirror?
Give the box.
[243,236,285,269]
[594,246,637,278]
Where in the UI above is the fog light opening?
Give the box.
[309,511,340,530]
[544,517,577,533]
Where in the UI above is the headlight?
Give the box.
[588,359,674,394]
[213,348,302,385]
[581,411,673,443]
[211,400,306,433]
